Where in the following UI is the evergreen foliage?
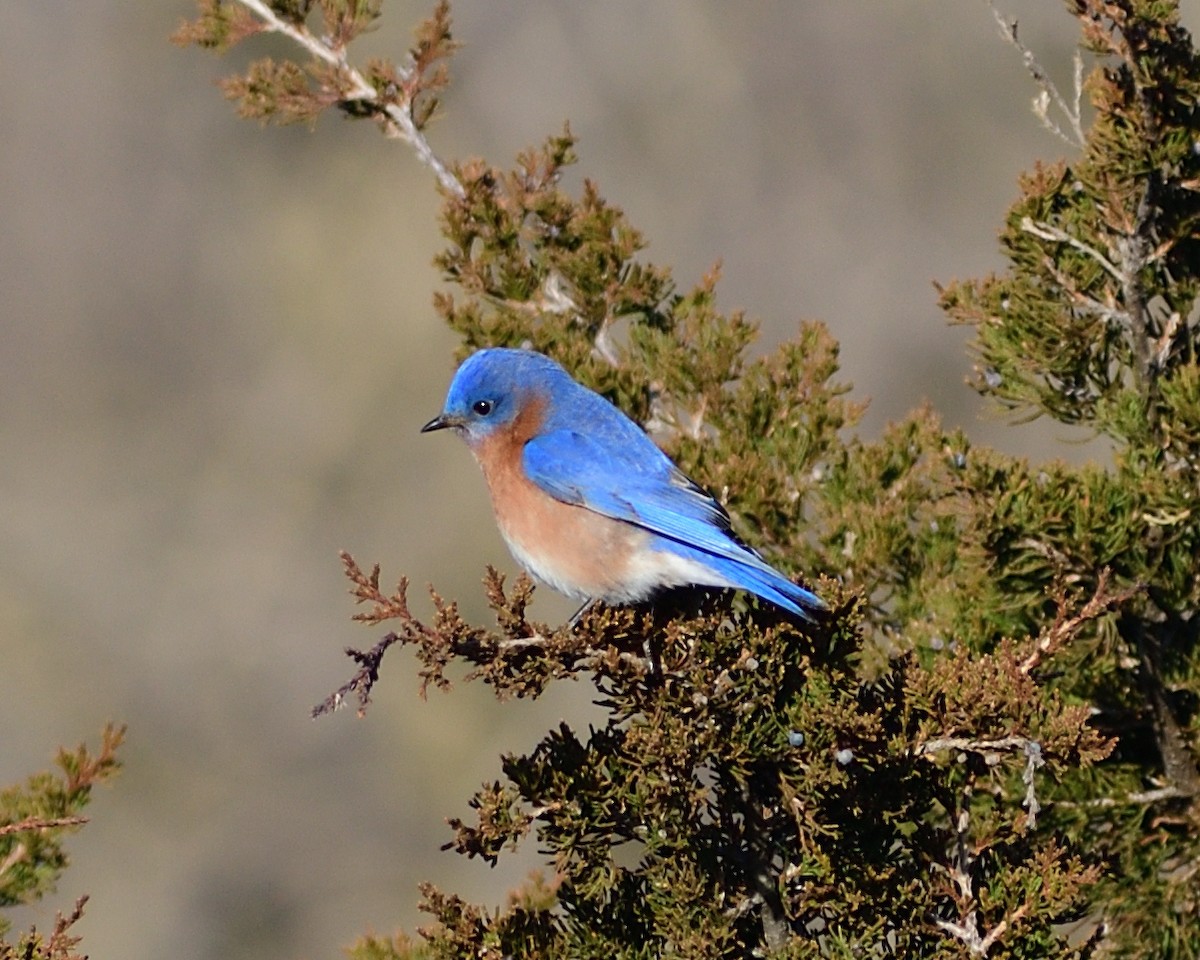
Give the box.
[175,1,1200,956]
[0,725,124,960]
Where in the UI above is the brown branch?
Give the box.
[730,776,790,951]
[1020,569,1140,676]
[0,816,89,838]
[1126,613,1200,799]
[314,553,654,716]
[311,632,402,719]
[46,894,90,960]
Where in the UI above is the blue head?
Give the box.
[421,348,574,444]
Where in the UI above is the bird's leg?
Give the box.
[567,598,598,628]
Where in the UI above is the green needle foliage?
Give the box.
[175,1,1200,956]
[0,725,124,960]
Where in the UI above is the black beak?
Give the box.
[420,414,452,433]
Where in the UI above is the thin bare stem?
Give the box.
[1021,218,1123,283]
[0,815,89,838]
[915,734,1038,757]
[986,0,1086,148]
[933,787,1028,955]
[1057,784,1187,809]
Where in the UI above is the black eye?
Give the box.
[472,399,494,416]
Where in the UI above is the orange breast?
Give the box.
[468,402,644,601]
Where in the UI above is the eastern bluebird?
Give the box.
[421,348,824,622]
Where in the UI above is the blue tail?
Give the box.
[664,541,826,623]
[727,561,826,622]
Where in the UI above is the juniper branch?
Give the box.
[0,816,89,838]
[315,553,654,712]
[230,0,465,197]
[932,785,1031,956]
[1020,569,1138,676]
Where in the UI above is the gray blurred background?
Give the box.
[4,3,1193,959]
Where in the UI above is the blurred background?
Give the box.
[4,3,1195,958]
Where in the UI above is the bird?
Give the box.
[420,347,825,622]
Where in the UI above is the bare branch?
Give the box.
[311,632,402,718]
[316,554,656,712]
[0,840,25,882]
[933,788,1029,955]
[916,735,1047,826]
[915,734,1037,757]
[1057,784,1188,809]
[986,1,1086,148]
[1020,217,1123,283]
[1115,188,1157,390]
[1022,740,1044,828]
[45,894,90,959]
[0,815,89,838]
[1038,251,1132,328]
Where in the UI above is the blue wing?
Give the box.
[522,428,824,620]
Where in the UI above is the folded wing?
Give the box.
[522,429,824,619]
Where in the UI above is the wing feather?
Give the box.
[522,430,775,572]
